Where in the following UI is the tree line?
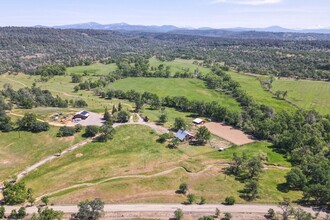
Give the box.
[0,27,329,80]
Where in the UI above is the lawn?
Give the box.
[0,127,85,181]
[66,62,117,76]
[227,71,295,113]
[109,78,241,112]
[272,78,330,115]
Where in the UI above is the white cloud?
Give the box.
[213,0,283,5]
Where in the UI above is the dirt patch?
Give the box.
[203,122,255,146]
[75,153,83,158]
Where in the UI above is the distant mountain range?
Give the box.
[40,22,330,34]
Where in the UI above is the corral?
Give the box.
[203,122,255,146]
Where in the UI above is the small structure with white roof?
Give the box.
[193,118,205,125]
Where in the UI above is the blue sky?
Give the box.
[1,0,329,29]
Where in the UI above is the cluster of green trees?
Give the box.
[2,84,68,109]
[205,70,330,205]
[0,95,12,132]
[97,88,241,126]
[1,111,49,133]
[17,113,49,133]
[1,27,329,80]
[2,181,33,205]
[227,153,264,201]
[34,65,66,76]
[57,124,82,137]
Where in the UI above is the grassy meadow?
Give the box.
[272,78,330,115]
[0,127,84,181]
[66,62,117,75]
[109,77,241,112]
[227,71,295,112]
[21,125,300,204]
[149,57,211,76]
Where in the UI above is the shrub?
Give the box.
[266,208,276,219]
[187,194,196,204]
[179,183,188,194]
[215,208,221,218]
[225,196,235,205]
[84,125,99,137]
[0,206,5,219]
[174,208,184,220]
[157,133,173,143]
[57,126,76,137]
[200,196,206,205]
[17,207,26,219]
[73,99,88,107]
[223,212,232,220]
[74,124,83,132]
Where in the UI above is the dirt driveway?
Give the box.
[204,122,255,146]
[67,112,105,126]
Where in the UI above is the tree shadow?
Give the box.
[277,183,289,193]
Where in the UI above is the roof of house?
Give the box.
[193,118,204,124]
[76,110,89,116]
[175,129,192,141]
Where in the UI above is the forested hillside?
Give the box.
[0,27,329,79]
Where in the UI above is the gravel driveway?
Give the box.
[68,112,105,126]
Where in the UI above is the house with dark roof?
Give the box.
[175,129,194,142]
[73,110,90,120]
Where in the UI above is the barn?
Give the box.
[73,110,90,120]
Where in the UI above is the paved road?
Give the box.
[3,204,327,217]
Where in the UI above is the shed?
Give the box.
[73,110,90,120]
[175,129,194,142]
[193,118,205,124]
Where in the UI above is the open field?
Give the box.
[0,74,134,114]
[142,106,196,129]
[203,122,255,146]
[21,125,297,204]
[227,71,295,112]
[0,127,84,181]
[66,62,117,76]
[149,57,211,76]
[109,77,241,112]
[46,167,301,205]
[206,141,291,167]
[272,78,330,115]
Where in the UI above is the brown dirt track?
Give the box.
[203,122,255,145]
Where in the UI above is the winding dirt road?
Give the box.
[8,114,168,183]
[35,165,214,200]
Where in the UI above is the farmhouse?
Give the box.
[175,129,194,142]
[193,118,205,125]
[73,110,90,120]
